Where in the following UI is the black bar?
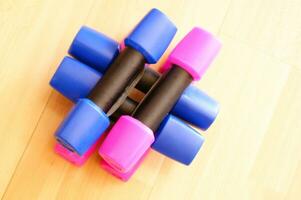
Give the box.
[136,68,160,93]
[111,97,138,121]
[89,47,145,112]
[110,68,160,120]
[133,65,193,131]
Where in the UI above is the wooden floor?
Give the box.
[0,0,301,199]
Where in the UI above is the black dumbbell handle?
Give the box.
[110,68,159,120]
[135,67,160,93]
[106,65,162,119]
[88,47,145,112]
[111,67,179,121]
[133,65,193,131]
[111,97,137,121]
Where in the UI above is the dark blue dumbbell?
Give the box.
[50,27,219,131]
[54,8,177,155]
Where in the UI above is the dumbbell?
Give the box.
[51,27,219,131]
[51,26,219,167]
[54,8,177,155]
[98,27,221,174]
[51,27,220,179]
[51,25,219,170]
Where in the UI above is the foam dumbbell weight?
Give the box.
[100,148,150,181]
[99,27,221,174]
[51,26,219,129]
[148,27,222,163]
[51,56,218,130]
[55,8,177,155]
[68,26,120,72]
[51,25,219,168]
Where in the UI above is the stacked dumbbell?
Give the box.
[50,8,221,181]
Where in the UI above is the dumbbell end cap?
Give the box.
[172,86,220,130]
[161,27,221,80]
[99,115,154,173]
[100,149,149,181]
[68,26,120,72]
[100,160,131,181]
[55,99,110,155]
[125,8,177,63]
[50,56,101,102]
[54,142,98,166]
[152,115,205,165]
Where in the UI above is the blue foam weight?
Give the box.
[68,26,119,73]
[125,8,177,63]
[172,86,219,130]
[50,56,101,102]
[55,99,110,155]
[51,58,219,131]
[152,115,205,165]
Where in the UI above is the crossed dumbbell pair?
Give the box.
[50,8,221,181]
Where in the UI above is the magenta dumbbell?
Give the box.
[99,27,221,174]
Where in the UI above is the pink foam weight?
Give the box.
[161,27,221,80]
[54,142,98,166]
[100,149,150,181]
[54,131,107,166]
[98,115,154,173]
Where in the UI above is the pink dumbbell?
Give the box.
[98,27,221,175]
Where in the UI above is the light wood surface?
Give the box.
[0,0,300,199]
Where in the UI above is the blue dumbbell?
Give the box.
[51,27,219,131]
[54,8,177,155]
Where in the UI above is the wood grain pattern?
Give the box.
[0,0,300,199]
